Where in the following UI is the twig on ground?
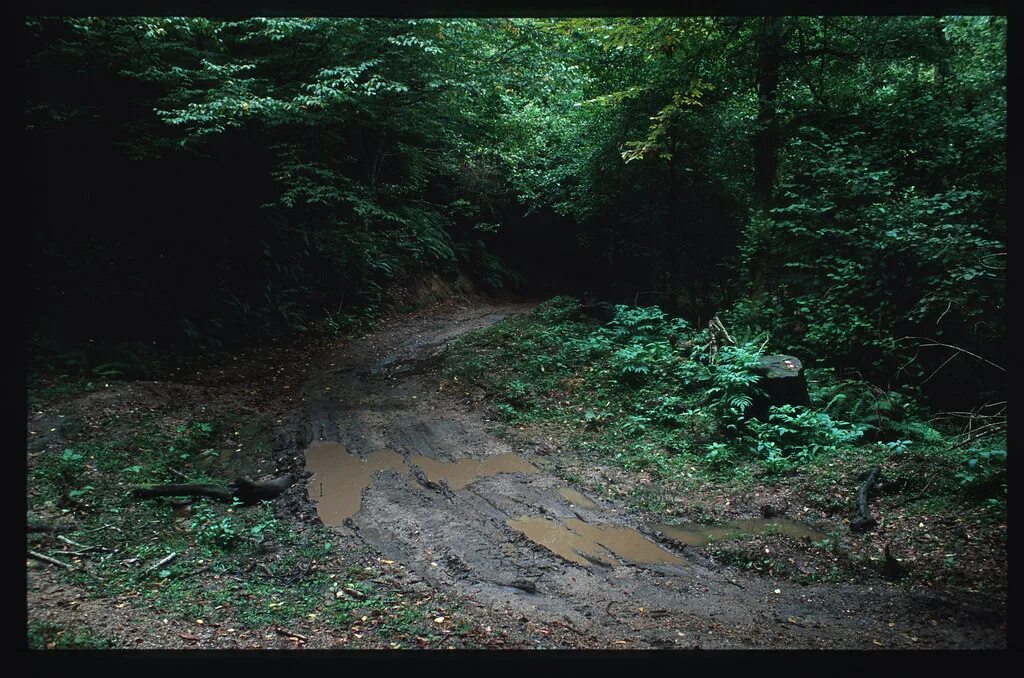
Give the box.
[850,466,882,532]
[28,550,74,570]
[58,534,103,551]
[82,523,123,534]
[145,552,177,573]
[553,617,586,636]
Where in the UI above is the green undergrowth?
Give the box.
[28,620,117,650]
[445,296,1006,515]
[26,406,442,646]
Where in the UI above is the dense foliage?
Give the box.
[27,16,1005,412]
[447,297,1005,503]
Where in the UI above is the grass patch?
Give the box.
[28,620,116,650]
[26,400,441,645]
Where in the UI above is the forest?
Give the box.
[26,16,1006,653]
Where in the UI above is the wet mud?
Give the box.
[304,442,408,525]
[654,518,824,547]
[508,516,684,567]
[558,487,597,509]
[294,302,1005,649]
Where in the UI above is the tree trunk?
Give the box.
[753,16,784,211]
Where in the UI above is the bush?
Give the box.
[956,445,1007,496]
[713,404,865,474]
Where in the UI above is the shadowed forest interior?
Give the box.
[26,15,1007,652]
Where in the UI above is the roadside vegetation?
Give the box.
[445,297,1007,594]
[26,366,474,649]
[26,14,1005,649]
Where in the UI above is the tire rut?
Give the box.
[294,301,1006,649]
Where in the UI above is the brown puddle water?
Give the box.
[305,441,408,525]
[507,516,684,567]
[408,453,538,491]
[558,487,597,509]
[654,518,825,546]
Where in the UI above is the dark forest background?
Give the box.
[26,16,1006,410]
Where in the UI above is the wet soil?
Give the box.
[26,300,1008,649]
[654,519,825,547]
[287,302,1006,649]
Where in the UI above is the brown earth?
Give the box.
[27,300,1007,649]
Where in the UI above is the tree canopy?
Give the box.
[26,15,1006,408]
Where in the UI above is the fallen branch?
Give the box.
[710,316,735,345]
[57,549,92,557]
[553,617,586,636]
[82,523,122,534]
[57,534,98,551]
[132,483,233,502]
[145,552,177,573]
[850,466,882,532]
[28,550,74,570]
[131,474,295,505]
[901,336,1005,372]
[951,421,1007,449]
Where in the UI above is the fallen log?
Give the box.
[132,474,295,505]
[850,466,882,532]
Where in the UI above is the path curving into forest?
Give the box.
[291,301,1004,649]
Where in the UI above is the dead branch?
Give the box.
[57,534,91,549]
[850,466,882,532]
[901,336,1005,372]
[951,421,1006,449]
[28,550,74,570]
[706,316,736,360]
[145,552,177,573]
[131,474,295,505]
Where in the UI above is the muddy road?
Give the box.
[289,302,1005,649]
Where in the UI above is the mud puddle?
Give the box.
[305,442,407,525]
[408,453,538,491]
[654,518,824,546]
[558,487,597,508]
[305,441,541,524]
[508,516,684,567]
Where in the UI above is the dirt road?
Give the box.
[290,301,1005,649]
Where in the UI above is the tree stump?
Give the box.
[746,354,810,421]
